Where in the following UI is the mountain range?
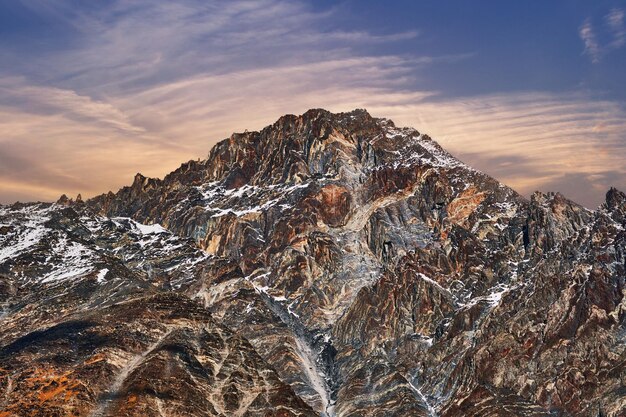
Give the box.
[0,109,624,416]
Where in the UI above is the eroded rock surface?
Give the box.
[1,109,624,416]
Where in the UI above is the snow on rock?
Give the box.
[0,204,51,263]
[134,222,168,235]
[96,268,109,283]
[194,181,314,218]
[41,238,96,283]
[458,282,514,309]
[0,205,208,288]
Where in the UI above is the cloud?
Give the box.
[0,78,145,134]
[579,19,601,63]
[579,8,625,63]
[12,0,420,93]
[0,99,194,204]
[606,8,626,48]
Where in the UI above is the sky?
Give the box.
[0,0,625,208]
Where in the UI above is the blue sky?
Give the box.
[0,0,625,207]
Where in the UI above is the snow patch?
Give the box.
[195,181,314,218]
[459,282,512,309]
[96,268,109,283]
[135,223,167,235]
[41,239,95,283]
[0,223,47,263]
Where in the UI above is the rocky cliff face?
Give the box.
[1,109,624,416]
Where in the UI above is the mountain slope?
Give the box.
[1,109,624,416]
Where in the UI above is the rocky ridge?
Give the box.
[0,109,624,416]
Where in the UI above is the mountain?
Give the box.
[0,109,624,417]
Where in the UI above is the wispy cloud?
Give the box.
[0,78,145,134]
[606,8,626,48]
[579,8,625,63]
[13,0,419,93]
[579,19,601,63]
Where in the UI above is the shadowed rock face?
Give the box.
[1,109,625,416]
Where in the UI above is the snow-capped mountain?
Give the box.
[1,109,624,416]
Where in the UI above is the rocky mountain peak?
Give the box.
[56,193,72,205]
[1,109,625,416]
[606,186,626,210]
[602,186,626,224]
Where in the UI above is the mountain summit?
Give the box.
[1,109,624,416]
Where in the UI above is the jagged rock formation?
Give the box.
[1,109,624,416]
